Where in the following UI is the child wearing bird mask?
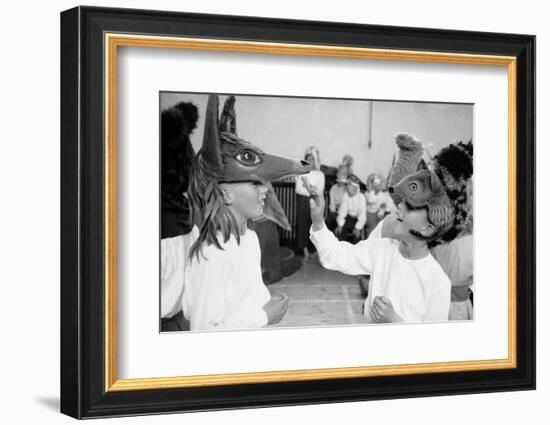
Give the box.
[182,95,311,330]
[304,169,452,324]
[370,137,474,320]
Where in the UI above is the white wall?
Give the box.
[161,92,472,182]
[1,1,545,425]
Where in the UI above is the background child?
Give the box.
[342,154,354,176]
[160,101,199,331]
[335,174,366,244]
[430,142,474,320]
[364,173,395,237]
[326,164,349,231]
[295,146,325,261]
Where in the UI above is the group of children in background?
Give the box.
[298,152,396,251]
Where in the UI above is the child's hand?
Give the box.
[334,226,343,236]
[263,294,289,325]
[371,296,403,323]
[301,176,325,230]
[352,228,362,239]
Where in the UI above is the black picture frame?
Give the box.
[60,5,535,419]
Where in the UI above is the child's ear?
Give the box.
[419,223,436,239]
[219,184,233,205]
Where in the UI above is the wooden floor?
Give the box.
[270,256,369,328]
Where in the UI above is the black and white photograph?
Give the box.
[55,3,537,420]
[160,92,474,332]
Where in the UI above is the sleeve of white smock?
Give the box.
[161,226,199,319]
[160,237,183,318]
[189,254,268,330]
[309,222,376,275]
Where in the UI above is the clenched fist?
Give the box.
[371,296,403,323]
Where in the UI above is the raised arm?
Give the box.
[302,176,375,275]
[310,223,375,275]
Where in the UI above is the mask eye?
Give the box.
[409,182,418,192]
[236,149,261,165]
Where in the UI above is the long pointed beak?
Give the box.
[253,154,312,181]
[260,183,291,231]
[221,153,312,183]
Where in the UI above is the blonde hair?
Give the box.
[187,152,247,262]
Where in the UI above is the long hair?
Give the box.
[187,152,244,262]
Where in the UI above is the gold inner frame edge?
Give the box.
[104,33,518,392]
